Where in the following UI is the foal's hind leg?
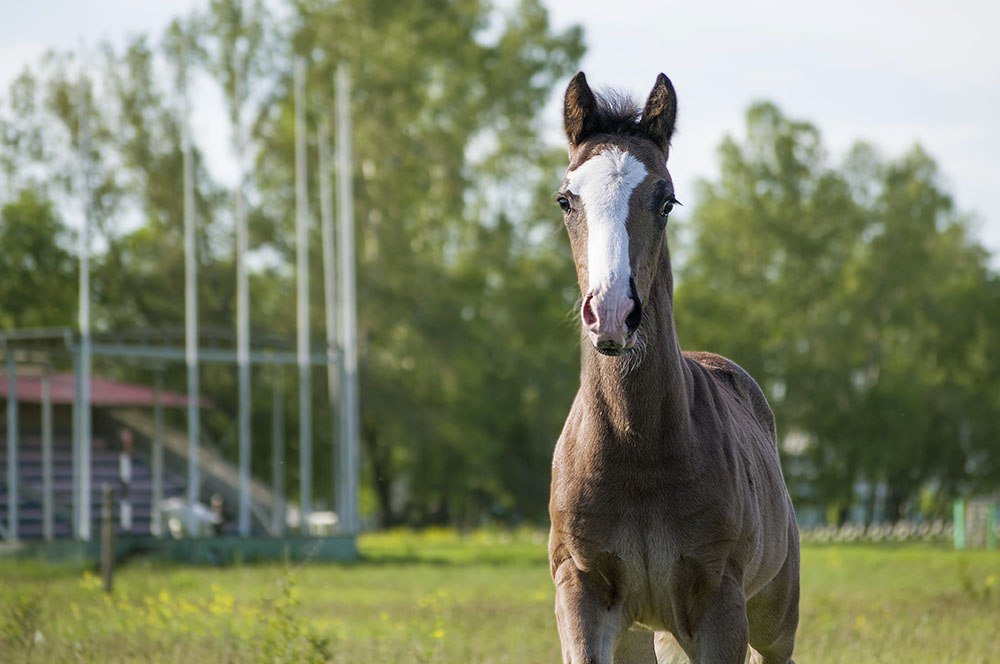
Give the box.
[747,545,799,664]
[554,560,630,664]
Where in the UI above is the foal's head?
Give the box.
[557,72,679,356]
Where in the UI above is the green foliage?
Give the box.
[258,569,333,664]
[677,103,1000,520]
[0,0,582,527]
[249,0,583,524]
[1,0,997,528]
[0,188,76,328]
[0,536,999,662]
[957,557,998,602]
[0,591,42,659]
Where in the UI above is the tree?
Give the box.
[247,0,584,524]
[677,103,1000,522]
[0,188,77,328]
[0,0,584,526]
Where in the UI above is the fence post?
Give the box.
[6,353,18,541]
[101,483,114,593]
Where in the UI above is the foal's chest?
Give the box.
[550,443,741,626]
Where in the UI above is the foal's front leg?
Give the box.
[690,574,749,664]
[554,560,630,664]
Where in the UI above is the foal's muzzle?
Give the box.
[582,277,642,355]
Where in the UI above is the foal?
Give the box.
[548,72,799,664]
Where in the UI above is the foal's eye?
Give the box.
[659,196,682,218]
[556,195,571,213]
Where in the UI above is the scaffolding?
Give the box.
[0,58,360,550]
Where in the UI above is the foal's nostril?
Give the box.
[625,299,642,334]
[582,294,597,327]
[626,277,642,334]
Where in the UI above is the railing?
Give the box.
[800,520,954,544]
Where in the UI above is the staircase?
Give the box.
[0,433,185,540]
[107,408,281,535]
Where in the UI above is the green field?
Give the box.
[1,530,997,663]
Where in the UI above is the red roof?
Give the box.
[0,373,208,408]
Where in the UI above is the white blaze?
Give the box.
[566,148,648,296]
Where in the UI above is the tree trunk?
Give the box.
[886,485,907,522]
[362,423,395,527]
[864,481,877,525]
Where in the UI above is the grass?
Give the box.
[1,529,997,662]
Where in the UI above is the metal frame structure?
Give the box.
[1,327,349,542]
[1,55,361,544]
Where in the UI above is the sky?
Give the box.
[1,0,998,260]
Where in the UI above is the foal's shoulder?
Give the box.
[682,351,776,440]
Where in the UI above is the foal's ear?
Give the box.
[641,73,677,152]
[564,71,599,148]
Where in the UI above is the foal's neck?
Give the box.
[580,265,691,441]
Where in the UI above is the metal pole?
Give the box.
[336,63,360,535]
[318,116,340,513]
[41,365,53,541]
[5,354,17,541]
[151,370,164,537]
[71,347,81,536]
[294,57,312,525]
[181,42,201,524]
[77,52,93,541]
[271,369,285,535]
[235,56,252,538]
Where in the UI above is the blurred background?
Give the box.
[0,0,998,533]
[2,2,999,662]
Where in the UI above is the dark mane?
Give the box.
[591,88,644,137]
[564,72,677,150]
